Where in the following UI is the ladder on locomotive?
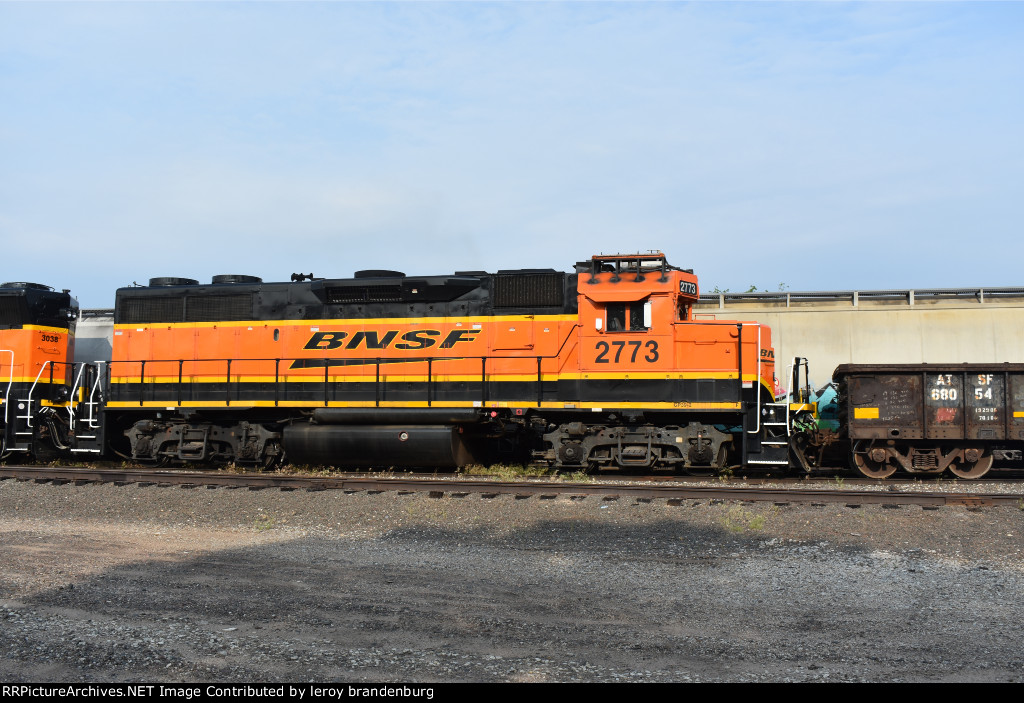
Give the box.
[746,401,792,466]
[66,361,105,454]
[732,324,792,467]
[746,357,812,468]
[0,348,31,454]
[2,358,104,455]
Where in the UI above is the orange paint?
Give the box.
[110,259,775,401]
[0,326,75,386]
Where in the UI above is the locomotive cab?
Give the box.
[536,253,787,472]
[0,282,91,458]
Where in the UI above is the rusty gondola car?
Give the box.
[829,363,1024,479]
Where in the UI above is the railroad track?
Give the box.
[1,465,1020,508]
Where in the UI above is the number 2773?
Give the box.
[595,340,659,363]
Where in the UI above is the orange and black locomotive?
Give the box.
[0,282,99,458]
[94,252,787,471]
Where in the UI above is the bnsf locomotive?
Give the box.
[0,282,91,460]
[2,253,791,473]
[4,252,1020,479]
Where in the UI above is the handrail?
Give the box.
[785,358,795,430]
[108,352,569,413]
[1,349,13,427]
[23,360,54,428]
[745,323,762,434]
[87,361,105,428]
[110,354,555,408]
[67,362,89,430]
[698,285,1024,307]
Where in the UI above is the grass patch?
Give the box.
[273,463,342,476]
[253,514,276,531]
[460,463,556,480]
[720,504,771,533]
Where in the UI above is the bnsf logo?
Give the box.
[760,349,775,360]
[304,329,480,351]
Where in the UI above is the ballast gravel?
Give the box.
[0,478,1022,683]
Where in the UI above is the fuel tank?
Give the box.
[282,423,477,468]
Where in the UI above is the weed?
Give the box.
[720,504,769,533]
[491,465,520,481]
[253,514,275,531]
[274,463,336,477]
[832,475,845,489]
[462,463,555,480]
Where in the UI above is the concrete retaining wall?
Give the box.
[694,288,1024,389]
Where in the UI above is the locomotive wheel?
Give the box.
[715,444,730,470]
[947,451,994,479]
[851,441,897,479]
[262,441,283,470]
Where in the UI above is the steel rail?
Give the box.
[0,465,1019,507]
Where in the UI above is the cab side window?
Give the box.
[629,301,648,331]
[606,301,649,332]
[607,304,626,331]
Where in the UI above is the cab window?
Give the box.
[606,301,649,332]
[607,304,626,331]
[629,301,648,331]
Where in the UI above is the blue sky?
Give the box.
[1,1,1022,307]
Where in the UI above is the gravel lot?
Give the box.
[1,478,1023,683]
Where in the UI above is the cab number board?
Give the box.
[595,340,659,363]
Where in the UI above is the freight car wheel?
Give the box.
[851,441,897,479]
[947,450,994,479]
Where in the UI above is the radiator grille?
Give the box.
[493,273,564,308]
[119,294,253,323]
[185,294,253,322]
[326,286,403,304]
[0,296,25,326]
[119,297,184,324]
